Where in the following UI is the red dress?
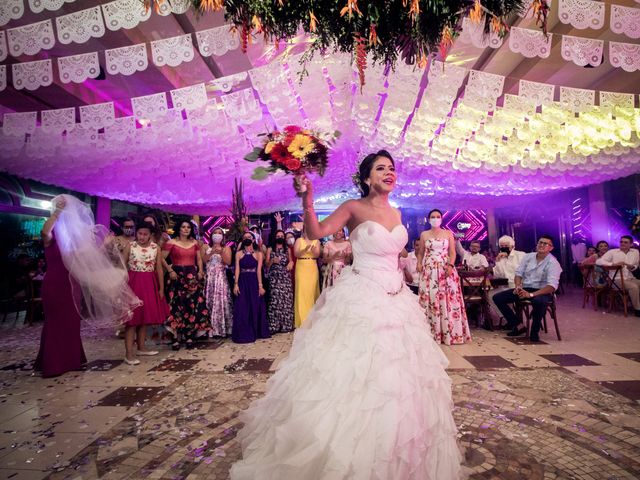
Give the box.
[126,242,169,326]
[34,232,87,377]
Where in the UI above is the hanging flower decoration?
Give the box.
[243,126,340,182]
[186,0,544,85]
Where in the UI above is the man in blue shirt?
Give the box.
[492,235,563,342]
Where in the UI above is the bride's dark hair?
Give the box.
[356,150,395,198]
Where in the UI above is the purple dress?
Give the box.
[34,233,87,377]
[232,253,270,344]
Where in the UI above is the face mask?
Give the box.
[287,238,295,246]
[429,218,442,228]
[123,227,134,236]
[253,232,262,243]
[275,237,285,244]
[211,234,223,244]
[499,247,510,254]
[242,239,253,247]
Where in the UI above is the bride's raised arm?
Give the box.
[297,176,353,241]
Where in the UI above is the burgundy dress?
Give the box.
[34,233,87,377]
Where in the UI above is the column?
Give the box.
[95,196,111,229]
[588,183,610,245]
[486,208,498,247]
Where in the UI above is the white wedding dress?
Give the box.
[230,221,463,480]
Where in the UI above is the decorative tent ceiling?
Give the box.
[0,0,639,214]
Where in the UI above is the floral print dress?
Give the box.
[418,238,471,345]
[267,248,294,333]
[205,251,233,337]
[163,243,211,342]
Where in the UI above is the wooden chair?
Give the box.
[601,266,630,317]
[0,294,28,324]
[459,268,491,329]
[517,294,562,341]
[26,277,43,325]
[580,265,607,310]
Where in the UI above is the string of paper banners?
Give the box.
[1,56,638,138]
[0,0,639,92]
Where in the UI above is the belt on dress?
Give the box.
[241,268,257,273]
[298,257,316,260]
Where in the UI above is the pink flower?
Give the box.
[283,125,302,135]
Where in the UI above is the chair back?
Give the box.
[601,265,625,293]
[459,268,489,302]
[580,265,597,291]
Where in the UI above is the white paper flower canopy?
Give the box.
[0,0,639,214]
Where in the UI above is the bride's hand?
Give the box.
[293,174,313,198]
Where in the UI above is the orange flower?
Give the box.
[198,0,223,12]
[469,0,483,24]
[309,11,318,32]
[408,0,420,22]
[340,0,362,19]
[285,157,302,171]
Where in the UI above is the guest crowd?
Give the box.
[28,196,640,376]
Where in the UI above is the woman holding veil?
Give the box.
[35,195,141,377]
[230,151,463,480]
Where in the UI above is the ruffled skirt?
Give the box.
[230,267,463,480]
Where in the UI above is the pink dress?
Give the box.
[418,238,471,345]
[126,242,169,327]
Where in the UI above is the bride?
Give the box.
[230,150,463,480]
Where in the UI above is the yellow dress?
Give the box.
[294,238,320,328]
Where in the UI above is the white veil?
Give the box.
[52,194,142,324]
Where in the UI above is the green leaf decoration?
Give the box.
[244,147,262,162]
[251,166,271,180]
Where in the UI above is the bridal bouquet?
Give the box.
[244,126,338,185]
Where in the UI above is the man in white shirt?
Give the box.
[489,235,526,327]
[400,238,420,295]
[456,240,489,270]
[596,235,640,316]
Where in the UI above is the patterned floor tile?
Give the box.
[83,359,123,372]
[596,380,640,401]
[97,386,166,407]
[223,358,273,373]
[614,352,640,363]
[503,336,548,346]
[540,354,600,367]
[148,359,202,372]
[463,355,516,369]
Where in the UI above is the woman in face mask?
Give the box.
[265,229,294,334]
[202,228,233,337]
[232,232,270,343]
[285,230,297,290]
[293,227,321,328]
[416,209,471,345]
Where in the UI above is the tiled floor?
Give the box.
[0,288,639,479]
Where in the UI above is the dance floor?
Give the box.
[0,288,639,480]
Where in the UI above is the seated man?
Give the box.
[596,235,640,317]
[492,235,562,342]
[456,240,489,270]
[400,238,420,295]
[489,235,526,326]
